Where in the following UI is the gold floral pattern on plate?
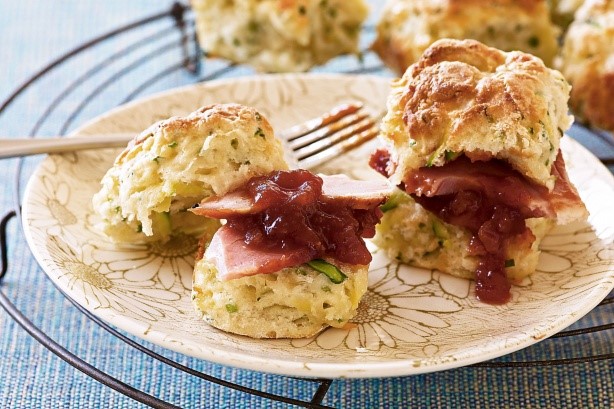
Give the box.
[21,74,614,378]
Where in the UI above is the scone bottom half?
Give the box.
[92,103,288,244]
[192,254,368,339]
[371,39,587,304]
[190,169,391,338]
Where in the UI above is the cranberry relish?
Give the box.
[370,150,552,304]
[224,170,384,266]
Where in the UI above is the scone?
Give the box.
[191,0,369,72]
[549,0,585,29]
[371,39,587,304]
[192,254,368,339]
[191,170,391,338]
[559,0,614,131]
[92,103,288,243]
[372,0,560,75]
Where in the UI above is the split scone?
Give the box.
[372,0,560,75]
[371,39,587,304]
[92,103,288,243]
[191,0,369,72]
[559,0,614,131]
[191,171,391,338]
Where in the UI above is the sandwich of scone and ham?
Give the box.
[191,170,390,338]
[370,39,588,304]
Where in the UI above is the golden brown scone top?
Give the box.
[116,103,275,166]
[380,39,572,190]
[559,0,614,131]
[372,0,560,75]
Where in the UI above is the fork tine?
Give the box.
[297,120,379,170]
[294,116,377,158]
[278,102,363,142]
[277,101,380,170]
[287,110,371,150]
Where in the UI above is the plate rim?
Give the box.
[21,72,614,379]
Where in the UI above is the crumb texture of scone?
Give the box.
[191,0,369,72]
[373,190,554,282]
[373,0,560,74]
[559,0,614,131]
[380,39,572,191]
[192,257,368,339]
[92,103,288,243]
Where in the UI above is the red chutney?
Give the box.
[369,148,392,177]
[225,170,382,266]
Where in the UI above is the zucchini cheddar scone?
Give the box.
[92,103,288,243]
[559,0,614,131]
[191,171,390,338]
[371,39,587,304]
[372,0,560,75]
[191,0,369,72]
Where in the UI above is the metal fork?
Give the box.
[0,102,378,169]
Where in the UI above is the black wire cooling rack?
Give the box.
[0,3,612,408]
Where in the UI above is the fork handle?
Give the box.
[0,134,135,159]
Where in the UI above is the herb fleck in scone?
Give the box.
[92,103,288,243]
[191,0,369,72]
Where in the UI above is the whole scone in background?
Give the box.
[92,103,288,243]
[548,0,585,29]
[191,0,369,72]
[559,0,614,132]
[372,0,560,75]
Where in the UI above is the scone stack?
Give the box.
[371,39,587,304]
[93,103,391,339]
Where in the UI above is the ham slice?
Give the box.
[404,152,585,223]
[193,174,391,218]
[196,172,391,281]
[205,226,313,281]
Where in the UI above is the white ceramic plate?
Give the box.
[22,74,614,378]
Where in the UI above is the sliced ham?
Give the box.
[205,226,313,281]
[320,174,393,209]
[195,171,391,281]
[193,174,391,218]
[404,152,585,224]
